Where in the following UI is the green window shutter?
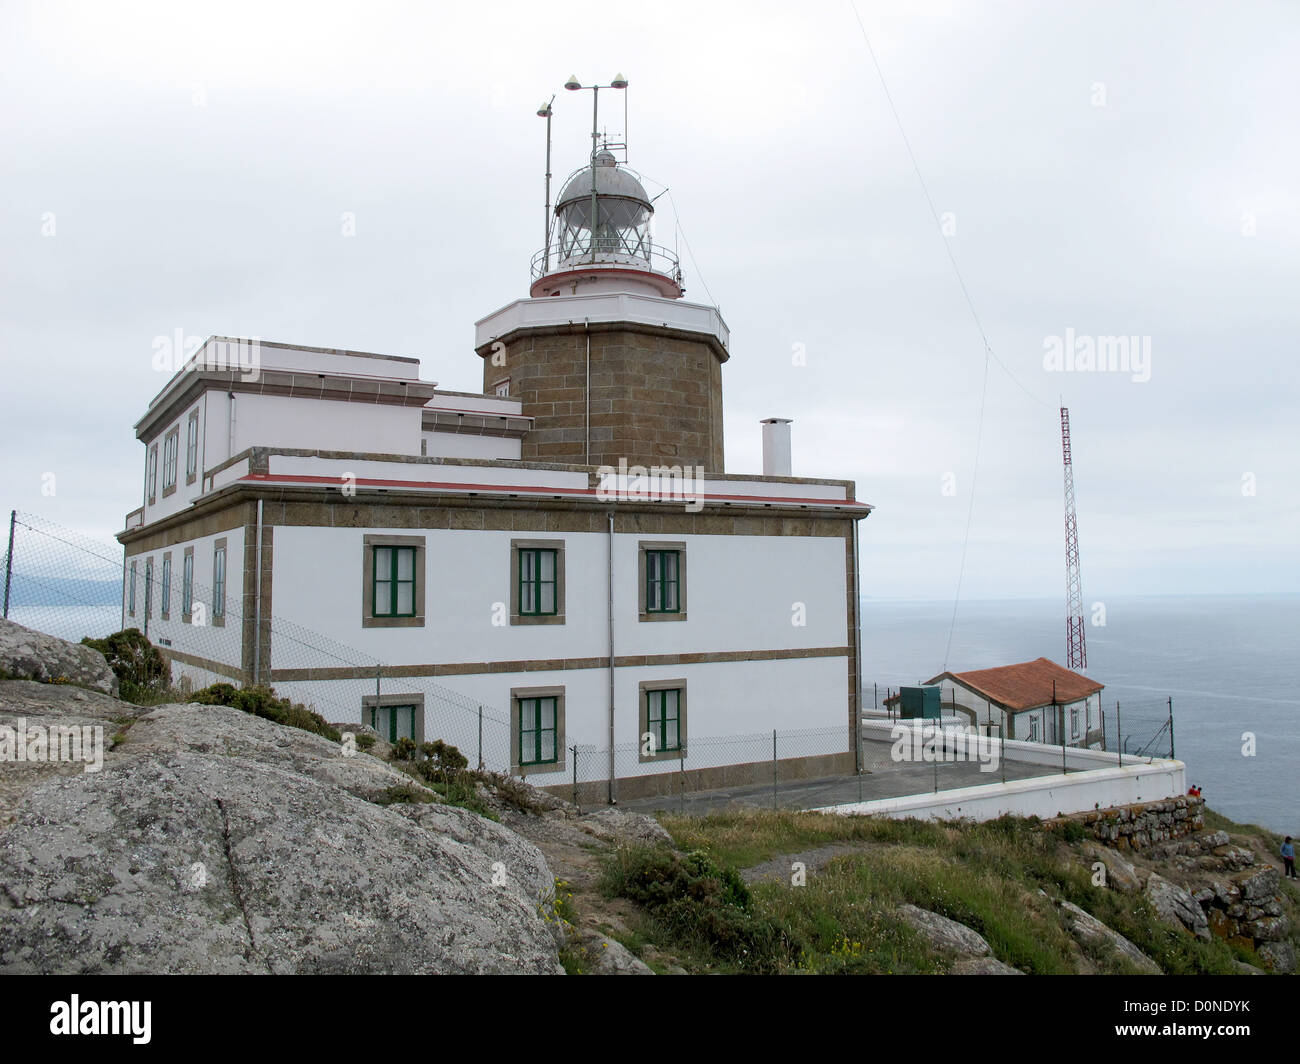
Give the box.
[646,550,680,613]
[372,546,417,617]
[647,689,681,752]
[518,548,557,616]
[519,696,558,765]
[213,547,226,617]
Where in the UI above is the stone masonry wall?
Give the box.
[481,325,726,472]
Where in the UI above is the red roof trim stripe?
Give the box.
[235,472,870,508]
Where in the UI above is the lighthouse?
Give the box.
[475,82,728,472]
[117,80,871,805]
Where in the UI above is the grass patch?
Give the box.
[628,809,1256,974]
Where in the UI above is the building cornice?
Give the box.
[134,369,440,442]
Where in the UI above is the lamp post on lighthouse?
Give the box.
[537,96,555,273]
[564,73,628,264]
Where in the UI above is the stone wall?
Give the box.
[481,324,726,472]
[1053,795,1205,850]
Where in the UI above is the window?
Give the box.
[212,540,226,624]
[519,697,558,766]
[362,696,424,745]
[519,548,556,615]
[185,411,199,484]
[128,560,137,616]
[1070,708,1079,736]
[494,378,510,397]
[144,559,153,620]
[147,445,158,504]
[510,540,565,625]
[373,547,414,615]
[362,535,425,628]
[638,541,687,621]
[182,548,194,622]
[511,686,565,773]
[162,428,179,495]
[1028,716,1039,742]
[639,681,687,762]
[161,554,171,620]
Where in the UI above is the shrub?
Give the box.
[390,736,418,761]
[600,844,798,972]
[356,733,376,752]
[81,628,171,703]
[190,682,341,741]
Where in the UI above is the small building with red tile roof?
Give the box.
[906,658,1105,748]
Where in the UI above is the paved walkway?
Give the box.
[618,744,1069,816]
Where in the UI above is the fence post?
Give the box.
[572,745,579,812]
[679,749,685,816]
[772,729,778,811]
[3,510,14,619]
[1060,704,1067,775]
[477,706,484,771]
[1116,700,1122,767]
[873,682,877,710]
[1000,717,1006,784]
[1168,696,1175,760]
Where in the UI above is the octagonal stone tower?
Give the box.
[475,150,728,472]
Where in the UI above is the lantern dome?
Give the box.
[531,151,683,299]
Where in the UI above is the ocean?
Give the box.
[862,594,1300,834]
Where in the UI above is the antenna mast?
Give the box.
[1061,406,1087,670]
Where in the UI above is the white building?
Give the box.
[908,658,1106,748]
[118,137,873,801]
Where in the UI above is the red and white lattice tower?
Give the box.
[1061,406,1087,670]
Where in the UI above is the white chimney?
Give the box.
[761,418,793,477]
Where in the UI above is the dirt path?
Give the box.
[740,843,876,885]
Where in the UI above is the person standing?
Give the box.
[1282,837,1297,880]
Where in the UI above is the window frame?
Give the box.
[638,679,688,762]
[511,685,565,774]
[161,552,172,620]
[361,535,425,628]
[162,427,179,496]
[510,539,565,625]
[212,538,227,626]
[182,547,194,624]
[147,444,158,504]
[128,559,137,616]
[144,557,154,621]
[185,410,199,484]
[638,541,687,622]
[361,693,425,745]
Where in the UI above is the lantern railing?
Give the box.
[530,239,683,286]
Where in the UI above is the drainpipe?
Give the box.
[252,498,263,685]
[851,519,863,772]
[607,509,617,804]
[227,389,236,460]
[584,319,591,465]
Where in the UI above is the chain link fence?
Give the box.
[2,508,1178,811]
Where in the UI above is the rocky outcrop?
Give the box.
[573,929,654,975]
[897,904,992,958]
[950,956,1023,975]
[1057,899,1161,974]
[579,807,675,847]
[0,623,564,974]
[1081,842,1142,892]
[0,618,117,696]
[1145,874,1211,941]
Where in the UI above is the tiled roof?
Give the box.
[924,658,1103,713]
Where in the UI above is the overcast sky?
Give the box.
[2,0,1296,604]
